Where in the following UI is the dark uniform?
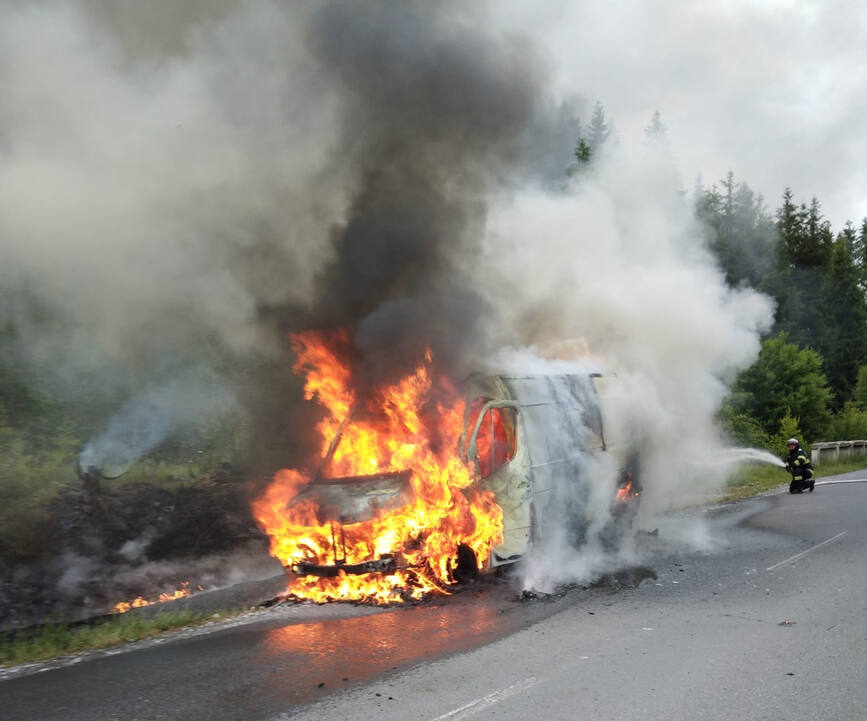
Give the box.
[785,442,815,494]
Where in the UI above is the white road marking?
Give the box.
[765,531,848,572]
[430,676,540,721]
[815,478,867,485]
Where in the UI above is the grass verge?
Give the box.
[0,607,240,668]
[723,456,867,501]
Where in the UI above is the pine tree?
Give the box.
[772,191,834,349]
[643,110,668,145]
[802,197,833,267]
[857,217,867,290]
[838,221,859,267]
[695,180,721,222]
[586,101,611,155]
[574,136,592,164]
[820,230,867,407]
[566,102,613,176]
[733,184,776,285]
[696,173,775,288]
[776,188,804,266]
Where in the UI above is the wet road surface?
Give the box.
[3,473,867,721]
[0,572,583,720]
[290,474,867,721]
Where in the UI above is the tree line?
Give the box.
[702,178,867,451]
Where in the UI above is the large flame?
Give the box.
[252,329,503,604]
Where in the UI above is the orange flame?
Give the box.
[615,479,637,503]
[109,582,201,614]
[251,330,503,604]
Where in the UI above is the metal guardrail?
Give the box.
[811,440,867,464]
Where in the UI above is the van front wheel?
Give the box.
[452,544,478,584]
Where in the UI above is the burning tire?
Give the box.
[451,544,479,584]
[601,464,641,550]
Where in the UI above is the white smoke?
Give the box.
[51,542,283,621]
[0,1,343,370]
[78,368,238,475]
[479,142,775,589]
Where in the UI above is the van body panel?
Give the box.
[465,373,630,568]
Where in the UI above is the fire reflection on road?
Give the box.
[256,598,515,698]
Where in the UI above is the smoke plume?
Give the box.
[480,143,774,590]
[0,1,566,459]
[0,1,776,600]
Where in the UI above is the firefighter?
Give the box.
[785,438,815,494]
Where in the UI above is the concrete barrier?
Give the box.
[811,440,867,465]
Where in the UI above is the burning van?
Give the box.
[252,332,638,603]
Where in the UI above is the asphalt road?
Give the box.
[3,473,866,721]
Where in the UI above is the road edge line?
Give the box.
[430,676,540,721]
[765,531,848,572]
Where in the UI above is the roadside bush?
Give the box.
[718,406,769,449]
[828,402,867,441]
[730,333,831,441]
[852,366,867,411]
[767,409,805,457]
[0,418,80,560]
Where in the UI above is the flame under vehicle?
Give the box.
[288,372,638,583]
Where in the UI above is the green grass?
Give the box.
[0,607,241,667]
[0,429,80,560]
[723,455,867,500]
[0,420,248,561]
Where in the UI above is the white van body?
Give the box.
[461,373,633,569]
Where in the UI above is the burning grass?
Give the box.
[109,582,204,614]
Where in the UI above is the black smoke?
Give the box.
[0,0,565,468]
[293,1,545,385]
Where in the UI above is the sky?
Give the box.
[494,0,867,228]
